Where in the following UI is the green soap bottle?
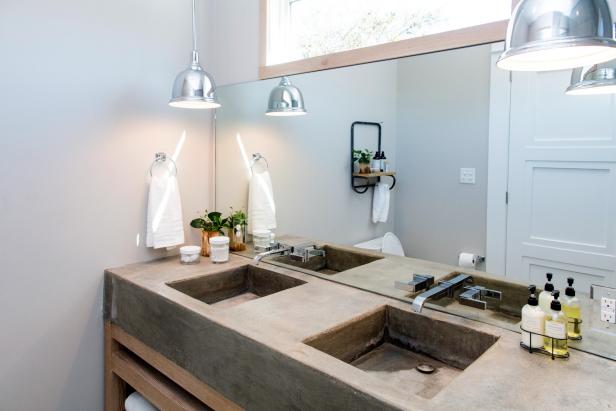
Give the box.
[544,291,568,356]
[562,277,582,339]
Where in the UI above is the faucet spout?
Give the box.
[411,274,473,313]
[253,246,292,265]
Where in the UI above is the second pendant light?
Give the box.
[266,77,307,116]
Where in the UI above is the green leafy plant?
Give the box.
[353,149,373,164]
[190,210,228,234]
[225,207,247,229]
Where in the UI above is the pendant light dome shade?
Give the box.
[497,0,616,71]
[566,60,616,94]
[169,51,220,109]
[266,77,307,116]
[169,0,220,109]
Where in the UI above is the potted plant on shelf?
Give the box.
[353,149,373,174]
[225,208,247,252]
[190,210,228,256]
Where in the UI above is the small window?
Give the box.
[265,0,513,66]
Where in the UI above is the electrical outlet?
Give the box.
[601,297,616,324]
[602,297,616,310]
[460,168,476,184]
[601,310,616,324]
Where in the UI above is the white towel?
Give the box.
[248,169,277,233]
[146,175,185,249]
[372,182,390,223]
[125,392,158,411]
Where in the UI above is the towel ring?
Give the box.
[149,152,178,177]
[250,153,269,170]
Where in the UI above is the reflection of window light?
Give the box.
[267,0,512,65]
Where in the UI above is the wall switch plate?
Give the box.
[460,168,476,184]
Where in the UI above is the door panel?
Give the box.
[506,70,616,290]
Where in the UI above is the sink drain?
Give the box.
[416,364,436,374]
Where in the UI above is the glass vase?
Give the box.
[201,231,220,257]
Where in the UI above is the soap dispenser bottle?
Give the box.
[562,277,582,340]
[539,272,555,313]
[521,285,546,349]
[380,151,387,172]
[371,151,381,172]
[543,291,568,356]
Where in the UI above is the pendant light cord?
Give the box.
[192,0,197,53]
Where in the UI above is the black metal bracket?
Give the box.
[351,121,396,194]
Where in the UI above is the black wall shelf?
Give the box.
[351,121,396,194]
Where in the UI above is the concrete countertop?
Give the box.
[241,238,616,360]
[105,253,616,410]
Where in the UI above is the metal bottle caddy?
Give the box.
[519,318,582,360]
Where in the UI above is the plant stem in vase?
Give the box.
[229,225,246,251]
[201,231,220,257]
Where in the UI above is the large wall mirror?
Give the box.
[214,42,616,359]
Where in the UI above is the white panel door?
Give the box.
[506,70,616,291]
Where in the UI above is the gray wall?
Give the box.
[394,45,491,265]
[204,0,260,86]
[215,61,397,245]
[0,1,213,410]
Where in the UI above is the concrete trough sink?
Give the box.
[304,305,498,399]
[167,265,306,309]
[271,245,383,275]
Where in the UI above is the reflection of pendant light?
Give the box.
[566,61,616,95]
[497,0,616,71]
[169,0,220,109]
[265,77,307,116]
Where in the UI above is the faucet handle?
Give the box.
[459,285,502,310]
[395,274,435,292]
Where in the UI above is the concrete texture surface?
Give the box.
[106,253,616,410]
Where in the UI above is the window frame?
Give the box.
[259,0,519,79]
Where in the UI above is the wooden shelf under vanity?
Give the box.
[104,322,241,411]
[352,171,396,178]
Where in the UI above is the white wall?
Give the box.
[0,1,213,410]
[204,0,261,86]
[394,45,492,265]
[215,61,397,244]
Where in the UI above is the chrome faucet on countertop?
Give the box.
[411,274,473,313]
[253,242,326,265]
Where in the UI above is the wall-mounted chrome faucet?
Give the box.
[253,242,326,265]
[395,274,434,293]
[458,285,502,310]
[254,243,292,264]
[411,274,473,313]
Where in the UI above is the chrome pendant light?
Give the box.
[497,0,616,71]
[566,60,616,94]
[265,77,307,116]
[169,0,220,109]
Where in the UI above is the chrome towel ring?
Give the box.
[149,152,178,177]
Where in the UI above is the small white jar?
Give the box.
[252,229,272,250]
[179,245,201,265]
[209,236,230,263]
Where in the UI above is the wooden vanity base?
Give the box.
[104,322,242,411]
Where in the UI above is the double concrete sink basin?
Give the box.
[167,263,500,399]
